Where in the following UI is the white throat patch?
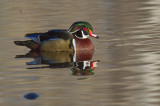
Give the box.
[74,30,88,39]
[81,31,88,39]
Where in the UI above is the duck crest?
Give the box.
[68,21,93,32]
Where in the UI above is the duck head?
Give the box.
[68,21,99,39]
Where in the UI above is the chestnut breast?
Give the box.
[75,37,94,61]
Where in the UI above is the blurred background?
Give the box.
[0,0,160,106]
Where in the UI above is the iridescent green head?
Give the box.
[68,21,99,39]
[68,21,93,32]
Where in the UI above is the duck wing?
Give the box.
[25,33,42,44]
[25,29,69,44]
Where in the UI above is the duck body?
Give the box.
[14,21,99,61]
[25,29,74,52]
[23,29,94,53]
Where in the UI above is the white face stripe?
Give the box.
[68,26,73,32]
[69,29,80,34]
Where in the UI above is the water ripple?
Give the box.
[1,0,160,105]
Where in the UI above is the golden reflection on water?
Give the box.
[15,50,99,76]
[0,0,160,106]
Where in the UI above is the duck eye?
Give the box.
[83,27,88,31]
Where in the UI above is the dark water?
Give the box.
[1,0,160,106]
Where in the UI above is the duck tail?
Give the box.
[14,40,40,50]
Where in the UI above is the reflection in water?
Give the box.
[71,60,99,76]
[15,50,99,76]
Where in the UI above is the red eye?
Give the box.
[83,27,88,31]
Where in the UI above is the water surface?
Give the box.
[0,0,160,106]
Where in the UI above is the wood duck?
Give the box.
[14,21,99,55]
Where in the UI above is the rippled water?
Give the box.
[1,0,160,106]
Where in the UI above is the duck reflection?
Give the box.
[15,50,99,76]
[71,60,99,75]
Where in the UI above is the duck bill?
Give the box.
[89,29,99,39]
